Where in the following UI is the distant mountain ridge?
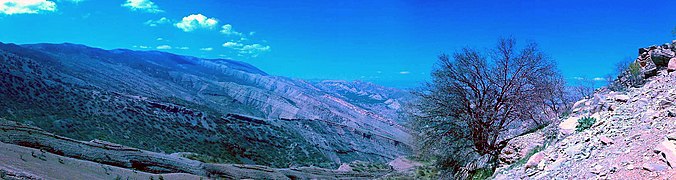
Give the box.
[0,42,412,168]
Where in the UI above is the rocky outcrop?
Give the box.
[495,41,676,179]
[614,41,676,88]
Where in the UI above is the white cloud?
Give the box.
[200,47,213,51]
[220,24,242,36]
[133,45,150,49]
[573,77,584,80]
[222,42,270,58]
[176,46,189,50]
[156,45,172,50]
[222,41,243,48]
[122,0,162,13]
[156,37,163,41]
[174,14,218,32]
[593,77,605,81]
[0,0,57,15]
[239,44,271,57]
[144,17,170,27]
[399,71,411,75]
[65,0,85,3]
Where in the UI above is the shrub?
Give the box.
[415,165,439,179]
[610,60,644,91]
[350,161,392,173]
[575,117,596,132]
[470,168,494,180]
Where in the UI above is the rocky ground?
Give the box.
[494,42,676,179]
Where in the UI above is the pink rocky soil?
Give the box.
[495,70,676,179]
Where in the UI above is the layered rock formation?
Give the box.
[0,118,388,179]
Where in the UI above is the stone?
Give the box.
[572,99,587,112]
[591,164,604,174]
[640,59,658,78]
[668,109,676,117]
[655,140,676,167]
[658,99,672,109]
[524,152,545,169]
[667,133,676,141]
[614,95,630,102]
[626,164,635,170]
[599,135,613,145]
[336,163,353,172]
[545,157,565,171]
[650,48,675,66]
[642,163,669,172]
[668,58,676,72]
[559,116,579,135]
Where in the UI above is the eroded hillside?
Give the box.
[0,42,412,169]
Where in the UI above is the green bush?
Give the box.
[470,168,494,180]
[628,61,641,77]
[350,161,392,173]
[414,165,438,179]
[575,117,596,132]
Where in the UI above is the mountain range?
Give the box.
[0,42,413,171]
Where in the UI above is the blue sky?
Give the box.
[1,0,675,88]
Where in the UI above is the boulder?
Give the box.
[650,48,675,66]
[559,116,579,135]
[642,163,669,172]
[524,152,545,170]
[599,135,614,145]
[669,58,676,72]
[572,99,587,112]
[614,95,630,102]
[655,140,676,168]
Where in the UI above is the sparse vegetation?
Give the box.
[609,59,645,91]
[350,161,392,173]
[182,153,228,164]
[414,165,439,179]
[505,145,545,171]
[470,168,494,180]
[575,117,596,132]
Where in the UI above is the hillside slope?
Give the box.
[494,41,676,179]
[0,42,411,168]
[0,118,385,179]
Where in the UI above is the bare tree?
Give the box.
[409,38,564,177]
[572,77,596,99]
